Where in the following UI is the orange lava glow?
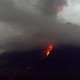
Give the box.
[45,44,53,57]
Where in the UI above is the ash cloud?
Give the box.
[0,0,80,53]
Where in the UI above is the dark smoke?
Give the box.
[37,0,68,15]
[0,0,80,53]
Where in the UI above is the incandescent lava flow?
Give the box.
[44,44,53,57]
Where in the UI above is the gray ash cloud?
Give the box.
[0,0,80,53]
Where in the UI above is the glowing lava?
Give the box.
[45,44,53,57]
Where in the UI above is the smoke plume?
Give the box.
[0,0,80,53]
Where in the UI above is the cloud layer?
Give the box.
[61,0,80,25]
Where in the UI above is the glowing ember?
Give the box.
[45,44,53,57]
